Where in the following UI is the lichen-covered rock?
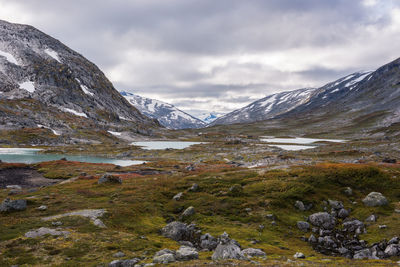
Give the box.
[25,227,69,238]
[0,198,27,212]
[200,233,218,251]
[293,252,305,259]
[342,220,364,233]
[153,253,176,264]
[161,221,198,242]
[242,248,266,257]
[98,174,122,184]
[385,244,400,257]
[173,192,183,201]
[211,232,246,260]
[109,258,141,267]
[181,206,195,217]
[295,200,305,211]
[308,212,336,230]
[362,192,388,207]
[175,246,198,261]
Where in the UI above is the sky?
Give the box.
[1,0,400,117]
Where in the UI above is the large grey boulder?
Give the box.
[362,192,388,207]
[200,233,218,251]
[161,221,198,242]
[308,212,336,230]
[0,198,27,212]
[385,244,400,257]
[98,174,122,184]
[153,253,176,264]
[211,232,246,260]
[175,246,198,261]
[342,220,364,233]
[353,248,377,259]
[241,248,266,257]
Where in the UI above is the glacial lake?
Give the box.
[131,141,203,150]
[0,148,145,166]
[260,137,346,151]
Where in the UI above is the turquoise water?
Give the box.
[0,148,144,166]
[131,141,203,150]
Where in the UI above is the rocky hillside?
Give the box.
[121,91,205,129]
[211,88,316,125]
[0,19,159,141]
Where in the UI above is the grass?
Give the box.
[0,161,399,266]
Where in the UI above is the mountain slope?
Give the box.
[197,112,224,124]
[121,92,205,129]
[0,20,159,140]
[211,88,316,125]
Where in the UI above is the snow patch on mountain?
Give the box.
[44,48,61,63]
[0,50,19,65]
[60,107,87,118]
[19,81,35,93]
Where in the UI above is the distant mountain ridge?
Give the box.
[121,91,206,129]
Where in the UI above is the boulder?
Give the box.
[308,212,336,230]
[295,200,305,211]
[344,187,353,196]
[353,248,374,259]
[113,252,125,258]
[98,174,122,184]
[337,208,349,219]
[161,221,198,242]
[362,192,388,207]
[200,233,218,251]
[175,246,198,261]
[181,206,195,217]
[173,192,183,201]
[25,227,69,238]
[293,252,305,259]
[212,232,246,260]
[328,200,344,210]
[153,253,176,264]
[308,234,317,243]
[0,198,27,212]
[297,221,310,232]
[241,248,266,257]
[37,205,47,211]
[365,214,377,222]
[388,236,399,245]
[384,244,400,257]
[342,220,364,233]
[189,183,199,192]
[109,258,141,267]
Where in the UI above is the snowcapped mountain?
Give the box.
[197,112,224,123]
[121,92,206,129]
[211,88,316,125]
[0,19,158,138]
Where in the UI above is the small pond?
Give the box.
[261,137,346,151]
[0,148,144,166]
[131,141,203,150]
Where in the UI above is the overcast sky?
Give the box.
[1,0,400,116]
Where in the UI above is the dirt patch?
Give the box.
[0,167,62,188]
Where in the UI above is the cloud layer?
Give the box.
[1,0,400,116]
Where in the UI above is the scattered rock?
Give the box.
[342,219,364,233]
[98,174,122,184]
[344,187,353,196]
[181,206,195,218]
[382,158,397,164]
[297,221,310,232]
[109,258,140,267]
[308,212,336,230]
[293,252,305,259]
[161,221,199,243]
[93,219,106,228]
[379,225,387,229]
[200,233,218,251]
[295,200,306,211]
[37,205,47,211]
[308,234,317,243]
[388,236,399,245]
[384,244,400,257]
[353,248,374,259]
[6,185,22,190]
[337,208,349,219]
[242,248,266,257]
[173,192,183,201]
[154,249,176,257]
[328,200,344,210]
[229,184,243,196]
[25,227,69,238]
[365,214,377,223]
[52,221,62,226]
[153,253,176,264]
[189,183,199,192]
[113,252,125,258]
[362,192,388,207]
[212,232,246,260]
[0,198,27,212]
[175,246,198,261]
[265,214,275,220]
